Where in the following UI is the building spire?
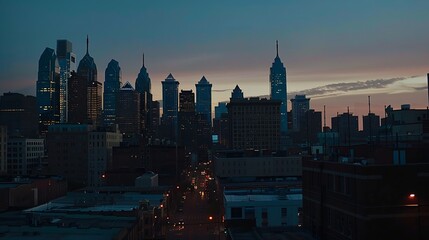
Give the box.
[276,40,279,57]
[86,35,89,54]
[142,53,145,67]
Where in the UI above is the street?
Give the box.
[166,162,225,240]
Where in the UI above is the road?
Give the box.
[167,163,225,240]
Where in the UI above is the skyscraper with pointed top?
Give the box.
[196,76,212,127]
[37,47,60,134]
[161,73,179,141]
[231,85,244,100]
[270,40,287,133]
[135,53,152,134]
[69,36,102,125]
[104,59,122,127]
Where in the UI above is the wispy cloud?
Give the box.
[213,89,232,93]
[414,86,428,91]
[290,76,417,98]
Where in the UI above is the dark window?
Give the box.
[231,207,242,218]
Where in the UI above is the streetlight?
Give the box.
[408,193,421,239]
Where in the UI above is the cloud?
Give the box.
[414,86,428,91]
[290,76,415,98]
[213,89,232,93]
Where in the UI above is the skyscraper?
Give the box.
[291,95,310,130]
[76,36,102,125]
[179,90,195,112]
[37,47,60,134]
[77,36,97,83]
[116,82,140,135]
[68,71,87,124]
[135,54,152,134]
[161,73,179,141]
[231,85,244,100]
[195,76,212,126]
[331,111,359,145]
[104,59,122,127]
[56,40,76,123]
[269,41,287,133]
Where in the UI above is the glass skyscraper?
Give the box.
[37,47,60,134]
[56,39,76,123]
[269,41,287,133]
[195,76,212,127]
[104,59,122,127]
[162,73,179,140]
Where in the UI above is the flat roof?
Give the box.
[225,193,302,203]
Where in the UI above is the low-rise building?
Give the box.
[302,159,429,240]
[7,137,44,176]
[214,153,302,178]
[224,188,302,227]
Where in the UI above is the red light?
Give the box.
[409,193,416,199]
[101,174,106,178]
[209,216,213,220]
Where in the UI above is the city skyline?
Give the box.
[1,1,428,124]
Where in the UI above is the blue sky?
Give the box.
[1,0,428,121]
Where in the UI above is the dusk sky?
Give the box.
[1,0,428,127]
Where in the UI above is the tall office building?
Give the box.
[331,111,359,145]
[150,101,160,139]
[363,113,380,141]
[291,95,310,130]
[116,82,140,135]
[195,76,212,126]
[76,36,102,125]
[0,93,38,138]
[214,102,228,119]
[56,40,76,123]
[37,47,60,134]
[68,71,87,124]
[228,97,281,151]
[179,90,195,112]
[161,73,179,141]
[231,85,244,100]
[135,54,152,134]
[269,41,287,133]
[104,59,122,127]
[87,81,102,125]
[179,90,196,151]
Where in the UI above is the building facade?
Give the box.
[7,137,44,176]
[37,47,60,134]
[269,41,287,133]
[0,126,7,174]
[56,39,76,123]
[116,82,141,135]
[227,97,281,151]
[76,36,102,125]
[67,71,87,124]
[215,155,302,178]
[135,54,152,135]
[224,189,302,227]
[302,159,429,240]
[161,73,179,141]
[0,93,38,138]
[291,95,310,130]
[195,76,212,126]
[331,112,359,145]
[103,59,122,127]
